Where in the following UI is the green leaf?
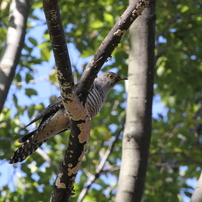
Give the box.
[27,104,35,118]
[28,37,38,46]
[25,88,38,97]
[25,73,34,83]
[41,47,51,61]
[181,5,189,13]
[15,73,22,83]
[90,20,104,29]
[104,13,113,24]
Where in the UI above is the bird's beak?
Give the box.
[117,76,128,81]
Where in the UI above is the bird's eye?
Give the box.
[108,74,114,79]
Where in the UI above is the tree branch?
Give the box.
[42,0,73,93]
[77,0,151,102]
[36,148,58,174]
[43,0,151,201]
[43,1,90,201]
[0,0,30,113]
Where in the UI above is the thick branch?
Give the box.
[0,0,30,113]
[50,92,91,202]
[43,1,91,201]
[77,0,151,102]
[43,0,73,95]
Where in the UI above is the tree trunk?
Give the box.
[191,172,202,201]
[115,0,155,201]
[0,0,29,113]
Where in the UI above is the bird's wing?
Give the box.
[19,97,69,144]
[25,96,64,127]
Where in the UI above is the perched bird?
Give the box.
[9,72,127,163]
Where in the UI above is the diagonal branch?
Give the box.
[0,0,30,113]
[77,0,151,102]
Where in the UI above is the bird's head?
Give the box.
[95,72,127,95]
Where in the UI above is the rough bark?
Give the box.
[115,1,155,202]
[191,172,202,201]
[0,0,30,113]
[43,1,90,201]
[42,0,151,201]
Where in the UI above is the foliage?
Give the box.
[0,0,202,201]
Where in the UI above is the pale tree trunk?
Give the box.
[191,99,202,202]
[191,172,202,201]
[0,0,30,113]
[115,0,155,201]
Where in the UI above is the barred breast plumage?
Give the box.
[87,83,105,118]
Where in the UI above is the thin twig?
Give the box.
[36,148,58,174]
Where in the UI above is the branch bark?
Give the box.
[0,0,30,113]
[43,1,90,201]
[43,0,151,201]
[115,0,155,201]
[77,0,151,102]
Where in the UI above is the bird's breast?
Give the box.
[87,86,105,118]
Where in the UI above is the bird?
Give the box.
[9,72,127,163]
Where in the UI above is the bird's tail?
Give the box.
[9,132,43,164]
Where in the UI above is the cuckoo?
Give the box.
[9,72,127,163]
